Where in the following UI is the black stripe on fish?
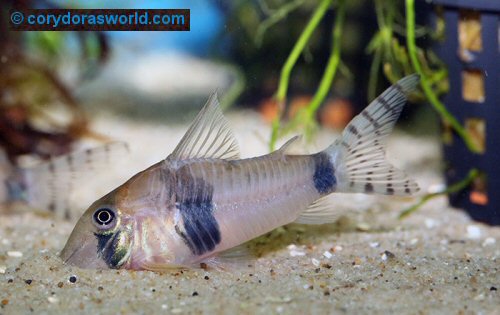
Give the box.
[175,169,221,256]
[6,174,28,202]
[312,152,337,195]
[94,231,125,269]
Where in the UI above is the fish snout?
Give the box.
[60,232,111,269]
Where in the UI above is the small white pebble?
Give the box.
[482,237,496,247]
[287,244,297,250]
[369,242,380,248]
[289,250,305,257]
[356,223,370,231]
[47,296,59,304]
[303,284,310,289]
[440,239,449,245]
[171,308,182,314]
[276,306,284,313]
[161,304,168,310]
[427,183,445,194]
[409,238,419,245]
[333,245,343,252]
[311,258,320,267]
[1,239,10,245]
[466,225,481,239]
[0,265,6,274]
[425,218,438,229]
[7,251,23,258]
[381,253,388,261]
[473,293,485,301]
[323,251,333,259]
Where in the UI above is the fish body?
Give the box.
[61,75,420,270]
[109,154,325,269]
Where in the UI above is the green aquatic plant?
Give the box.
[0,1,109,162]
[269,0,345,150]
[399,169,479,219]
[266,0,477,152]
[405,0,480,153]
[258,0,480,216]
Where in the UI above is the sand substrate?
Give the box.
[1,110,498,314]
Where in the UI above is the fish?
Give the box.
[60,74,420,271]
[0,142,129,220]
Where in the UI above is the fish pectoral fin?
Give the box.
[137,259,187,272]
[140,262,185,272]
[166,91,240,161]
[294,195,341,225]
[133,251,187,272]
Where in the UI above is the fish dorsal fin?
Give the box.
[167,92,240,161]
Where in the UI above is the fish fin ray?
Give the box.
[294,195,340,224]
[207,251,255,272]
[217,244,252,260]
[326,74,420,196]
[167,92,240,161]
[133,252,187,271]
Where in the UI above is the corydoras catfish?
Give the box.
[0,142,128,220]
[61,75,420,271]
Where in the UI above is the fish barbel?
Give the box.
[61,75,420,270]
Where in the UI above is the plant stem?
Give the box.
[399,168,479,219]
[405,0,481,153]
[275,0,332,103]
[305,0,346,119]
[270,0,333,150]
[255,0,306,47]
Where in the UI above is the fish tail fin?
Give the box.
[21,142,129,220]
[327,74,420,196]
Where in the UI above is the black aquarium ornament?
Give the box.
[433,0,500,225]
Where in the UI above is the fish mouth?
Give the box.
[60,229,133,269]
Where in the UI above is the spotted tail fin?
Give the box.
[328,74,420,196]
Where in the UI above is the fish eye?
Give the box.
[93,207,116,228]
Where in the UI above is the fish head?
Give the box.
[60,192,133,269]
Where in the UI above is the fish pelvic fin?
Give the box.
[326,74,420,196]
[167,91,240,162]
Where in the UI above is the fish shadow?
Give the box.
[246,216,359,258]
